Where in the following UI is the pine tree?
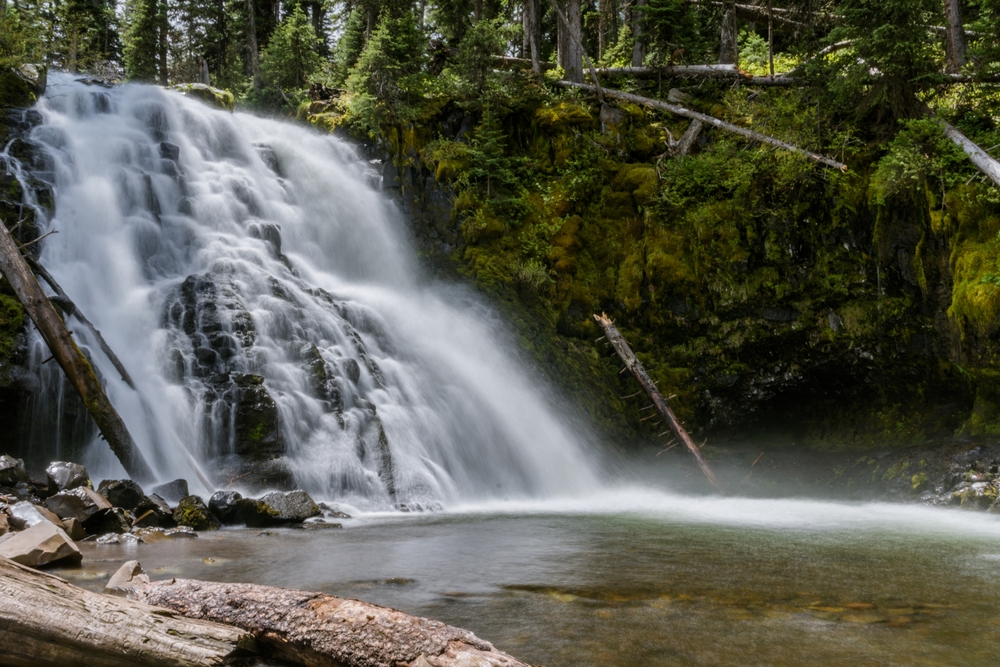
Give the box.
[123,0,161,81]
[332,5,366,86]
[260,4,321,89]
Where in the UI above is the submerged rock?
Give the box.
[96,532,142,545]
[97,479,145,512]
[0,521,81,567]
[172,495,220,530]
[44,487,112,522]
[238,490,320,527]
[0,455,27,486]
[45,461,90,492]
[133,525,197,542]
[208,490,242,524]
[152,479,189,504]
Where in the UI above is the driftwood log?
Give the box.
[555,80,848,170]
[0,220,154,482]
[0,556,255,667]
[136,578,532,667]
[594,313,722,493]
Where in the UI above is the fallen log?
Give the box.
[0,556,255,667]
[554,80,848,170]
[137,577,532,667]
[594,313,722,493]
[674,118,703,156]
[0,219,154,482]
[935,114,1000,188]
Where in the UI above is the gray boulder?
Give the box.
[9,501,62,529]
[104,560,150,597]
[97,479,145,511]
[0,521,82,567]
[208,490,242,524]
[238,490,320,527]
[44,487,113,522]
[0,455,27,486]
[152,479,189,503]
[45,461,90,492]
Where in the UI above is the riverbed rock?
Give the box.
[173,495,220,530]
[96,532,142,545]
[97,479,145,511]
[152,479,190,504]
[0,455,27,485]
[132,525,197,543]
[238,490,320,527]
[44,487,113,522]
[0,521,81,567]
[8,501,62,529]
[84,507,135,535]
[61,517,86,540]
[133,493,176,528]
[104,560,151,597]
[45,461,91,492]
[208,490,242,524]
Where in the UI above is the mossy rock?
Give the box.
[171,83,235,112]
[0,65,46,109]
[172,495,220,530]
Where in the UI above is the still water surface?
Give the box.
[57,490,1000,667]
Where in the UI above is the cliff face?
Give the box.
[329,81,1000,450]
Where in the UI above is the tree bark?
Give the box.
[557,0,584,83]
[631,0,646,67]
[673,118,703,156]
[684,0,807,29]
[555,80,848,169]
[525,0,542,76]
[0,556,253,667]
[549,0,604,99]
[593,314,722,492]
[935,115,1000,188]
[943,0,967,74]
[137,578,532,667]
[719,3,738,65]
[246,0,262,90]
[0,221,155,482]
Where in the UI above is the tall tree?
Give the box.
[719,0,737,64]
[556,0,583,82]
[260,3,320,88]
[247,0,262,89]
[943,0,967,73]
[631,0,645,66]
[123,0,161,80]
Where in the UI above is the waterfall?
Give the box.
[13,73,597,510]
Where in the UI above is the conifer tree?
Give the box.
[123,0,161,81]
[260,4,321,89]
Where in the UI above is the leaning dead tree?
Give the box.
[137,577,531,667]
[0,557,253,667]
[594,313,723,493]
[936,115,1000,188]
[0,220,154,482]
[556,80,848,170]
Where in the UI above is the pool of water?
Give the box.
[55,489,1000,667]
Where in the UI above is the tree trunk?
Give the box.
[246,0,262,90]
[943,0,967,74]
[555,80,848,169]
[768,0,774,76]
[557,0,584,83]
[594,313,722,493]
[674,118,703,156]
[137,577,533,667]
[158,1,168,86]
[0,557,253,667]
[525,0,541,75]
[719,3,738,64]
[0,222,155,482]
[631,0,646,67]
[935,115,1000,188]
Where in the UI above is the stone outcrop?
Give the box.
[238,490,320,527]
[0,521,81,567]
[208,490,242,524]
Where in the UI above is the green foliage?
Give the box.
[0,7,41,70]
[331,6,367,86]
[451,17,519,97]
[261,5,321,90]
[123,0,162,81]
[871,119,969,203]
[0,292,24,362]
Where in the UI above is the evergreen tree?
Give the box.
[332,5,366,86]
[123,0,161,81]
[260,4,321,89]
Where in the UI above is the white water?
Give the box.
[16,74,597,508]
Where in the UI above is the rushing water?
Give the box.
[58,489,1000,666]
[16,73,597,507]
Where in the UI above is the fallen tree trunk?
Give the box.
[681,0,807,29]
[674,118,703,156]
[0,220,154,482]
[594,313,723,493]
[935,115,1000,188]
[137,578,531,667]
[555,80,848,170]
[0,556,254,667]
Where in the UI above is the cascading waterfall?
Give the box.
[10,73,598,509]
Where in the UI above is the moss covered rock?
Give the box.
[172,495,220,530]
[171,83,235,112]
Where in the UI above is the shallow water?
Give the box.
[56,489,1000,667]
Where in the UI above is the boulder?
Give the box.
[8,501,62,529]
[238,490,320,527]
[45,461,91,492]
[61,518,87,541]
[0,511,9,536]
[0,521,81,567]
[84,507,134,535]
[133,494,176,528]
[0,455,27,486]
[171,83,235,112]
[104,560,151,598]
[44,487,113,522]
[152,479,189,504]
[96,532,142,545]
[208,490,243,524]
[133,525,197,543]
[97,479,145,511]
[0,65,47,108]
[172,495,220,531]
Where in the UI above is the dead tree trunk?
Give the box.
[594,314,722,492]
[137,578,532,667]
[935,115,1000,188]
[556,0,584,83]
[0,221,154,482]
[943,0,967,74]
[719,2,739,65]
[550,0,605,100]
[631,0,646,67]
[599,0,615,58]
[555,80,848,170]
[673,118,703,156]
[0,557,253,667]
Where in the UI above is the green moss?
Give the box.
[171,83,235,112]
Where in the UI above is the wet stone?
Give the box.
[172,495,220,530]
[9,501,62,529]
[84,507,135,535]
[44,487,112,522]
[133,494,175,527]
[0,455,27,486]
[238,490,320,527]
[97,479,145,512]
[0,521,82,568]
[45,461,90,492]
[105,559,150,597]
[152,479,190,504]
[208,490,243,524]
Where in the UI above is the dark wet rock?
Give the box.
[105,560,150,597]
[45,461,91,491]
[318,502,352,519]
[84,507,135,535]
[152,479,189,504]
[159,141,180,161]
[0,455,27,485]
[96,532,142,545]
[132,525,197,542]
[215,456,296,493]
[9,501,61,529]
[133,494,176,527]
[172,495,220,530]
[97,479,145,511]
[0,521,81,567]
[231,373,286,460]
[237,490,320,527]
[0,65,47,108]
[208,490,243,524]
[44,487,112,522]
